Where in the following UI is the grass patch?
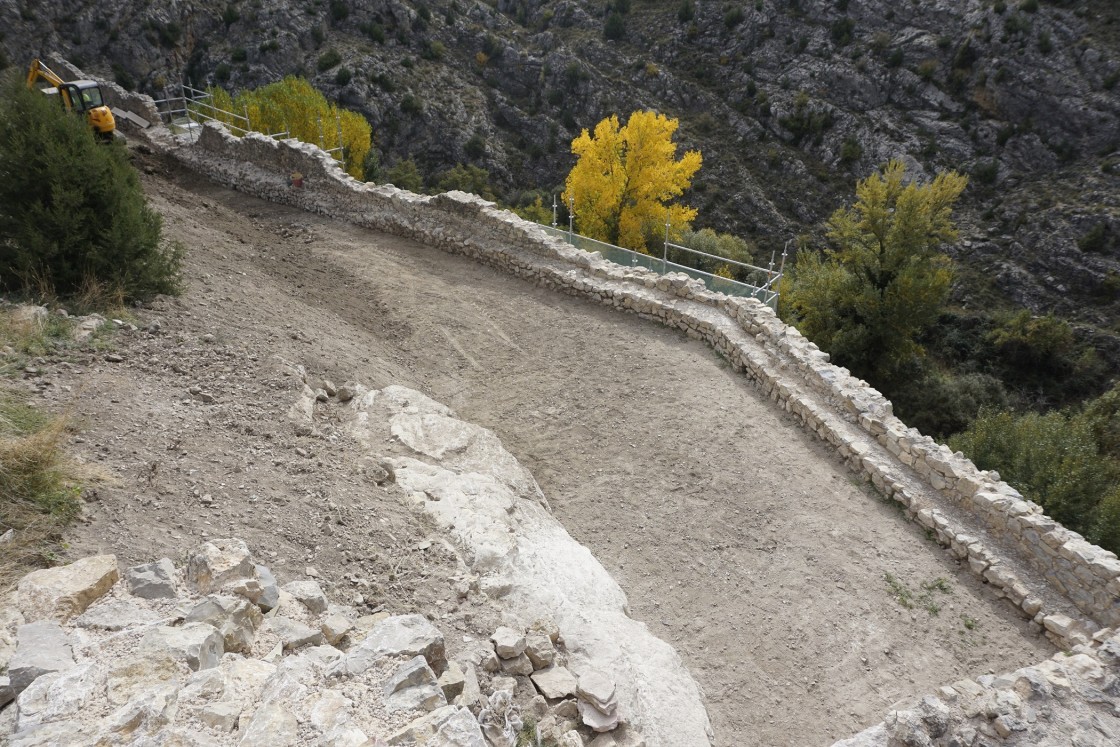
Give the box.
[0,306,105,591]
[884,573,953,615]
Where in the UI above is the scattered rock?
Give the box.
[384,655,446,713]
[283,579,328,614]
[532,666,579,699]
[491,626,527,659]
[254,564,280,612]
[579,699,622,733]
[125,558,178,599]
[438,660,466,701]
[75,598,162,631]
[140,622,224,671]
[17,554,119,622]
[8,621,74,693]
[184,595,262,654]
[329,613,445,677]
[501,652,534,676]
[320,612,352,646]
[186,539,255,595]
[267,616,325,652]
[524,633,556,669]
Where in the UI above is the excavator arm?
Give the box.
[26,59,65,90]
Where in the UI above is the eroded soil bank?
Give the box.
[51,159,1052,746]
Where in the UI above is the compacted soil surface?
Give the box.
[30,151,1053,746]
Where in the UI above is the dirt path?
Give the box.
[50,158,1053,746]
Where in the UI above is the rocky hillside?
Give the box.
[3,0,1119,326]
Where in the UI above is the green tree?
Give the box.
[0,77,180,302]
[386,159,423,191]
[562,111,702,252]
[785,160,967,383]
[436,164,496,201]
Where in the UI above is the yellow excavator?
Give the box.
[26,59,116,139]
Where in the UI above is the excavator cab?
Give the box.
[27,59,116,140]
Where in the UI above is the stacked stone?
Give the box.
[477,623,642,747]
[833,627,1120,746]
[0,539,497,746]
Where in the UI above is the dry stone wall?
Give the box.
[148,119,1120,640]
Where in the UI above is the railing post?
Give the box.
[663,208,670,273]
[567,194,574,244]
[336,114,344,164]
[243,104,250,135]
[318,116,325,151]
[551,194,557,229]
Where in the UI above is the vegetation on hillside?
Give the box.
[0,77,181,304]
[784,160,1118,550]
[203,76,372,180]
[563,111,701,252]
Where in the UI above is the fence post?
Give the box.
[663,208,670,273]
[336,114,344,164]
[317,116,325,151]
[551,194,557,229]
[567,195,574,243]
[243,104,250,135]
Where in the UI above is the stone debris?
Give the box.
[491,626,527,659]
[124,558,178,599]
[17,554,119,622]
[282,578,328,614]
[184,595,262,654]
[329,613,447,678]
[140,622,224,671]
[532,666,579,699]
[384,655,446,713]
[832,628,1120,746]
[266,615,324,652]
[8,621,75,694]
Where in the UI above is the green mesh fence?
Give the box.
[541,226,779,308]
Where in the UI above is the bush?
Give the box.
[830,18,855,46]
[1078,222,1109,253]
[318,49,342,71]
[0,79,181,302]
[677,1,694,22]
[951,403,1120,553]
[724,7,745,28]
[604,11,625,40]
[334,67,352,86]
[386,159,424,191]
[330,0,349,22]
[436,163,496,200]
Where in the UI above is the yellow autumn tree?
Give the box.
[200,77,371,180]
[562,111,702,252]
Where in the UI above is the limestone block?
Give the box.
[102,682,178,737]
[321,612,353,646]
[431,706,487,746]
[387,705,461,745]
[577,670,618,714]
[106,652,183,705]
[186,539,255,595]
[455,662,482,709]
[185,595,263,654]
[141,622,224,671]
[384,655,446,713]
[283,579,329,614]
[125,558,178,599]
[578,700,621,733]
[328,614,445,678]
[238,701,299,746]
[75,598,161,631]
[532,666,579,699]
[525,633,556,669]
[267,615,325,652]
[1042,614,1076,638]
[8,621,75,693]
[17,554,119,622]
[0,675,13,709]
[197,700,242,732]
[254,564,281,612]
[492,626,527,659]
[438,660,466,701]
[501,653,534,676]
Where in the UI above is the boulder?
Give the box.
[141,622,224,671]
[501,653,534,676]
[101,681,179,737]
[328,614,445,678]
[17,555,119,622]
[125,558,178,599]
[320,612,352,645]
[532,666,579,699]
[525,633,556,669]
[384,655,447,713]
[105,652,183,705]
[438,660,466,701]
[431,706,487,746]
[8,621,75,693]
[254,564,281,612]
[491,626,527,659]
[75,598,161,631]
[388,705,472,745]
[238,701,299,746]
[186,539,255,595]
[283,579,328,614]
[579,700,622,733]
[185,595,262,654]
[267,615,325,652]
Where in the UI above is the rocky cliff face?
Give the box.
[3,0,1119,327]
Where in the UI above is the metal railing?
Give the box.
[541,225,784,308]
[150,81,349,161]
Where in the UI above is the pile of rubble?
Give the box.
[0,538,643,746]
